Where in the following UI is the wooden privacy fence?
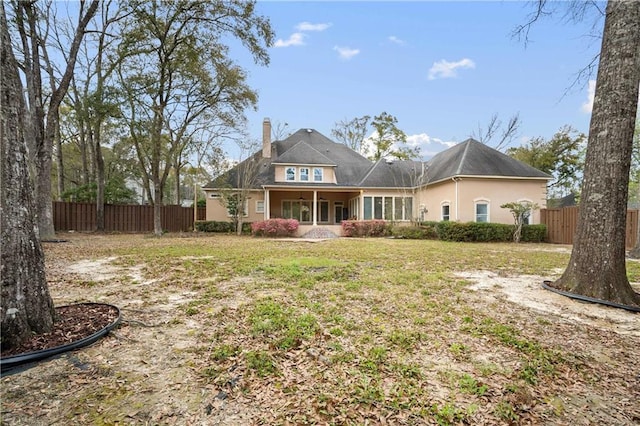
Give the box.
[53,202,206,233]
[540,206,638,248]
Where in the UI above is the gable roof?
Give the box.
[426,138,551,184]
[203,128,374,189]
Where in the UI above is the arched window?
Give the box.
[474,198,490,223]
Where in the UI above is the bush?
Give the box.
[195,221,252,234]
[341,220,390,237]
[390,225,438,240]
[195,221,234,233]
[521,224,547,242]
[251,219,299,237]
[435,221,547,243]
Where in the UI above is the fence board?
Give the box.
[541,206,638,249]
[53,202,205,233]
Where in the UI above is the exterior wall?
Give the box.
[204,190,265,223]
[416,181,456,222]
[418,178,547,224]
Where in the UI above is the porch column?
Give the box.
[313,190,318,226]
[264,189,270,220]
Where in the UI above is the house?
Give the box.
[202,119,551,236]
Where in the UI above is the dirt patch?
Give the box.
[456,270,640,336]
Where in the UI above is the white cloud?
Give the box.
[388,35,405,45]
[581,79,596,113]
[274,33,306,48]
[407,133,457,159]
[428,58,476,80]
[295,22,332,32]
[362,132,455,160]
[334,45,360,60]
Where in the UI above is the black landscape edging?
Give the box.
[542,281,640,313]
[0,303,121,374]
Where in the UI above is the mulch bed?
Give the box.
[1,304,119,358]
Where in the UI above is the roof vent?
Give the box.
[306,129,312,133]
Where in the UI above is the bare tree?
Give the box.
[472,112,521,151]
[1,2,55,349]
[10,0,99,239]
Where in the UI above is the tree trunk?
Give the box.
[153,180,163,236]
[554,0,640,307]
[55,119,64,200]
[1,4,55,349]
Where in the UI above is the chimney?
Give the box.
[262,118,271,158]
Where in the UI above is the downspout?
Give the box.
[453,177,459,221]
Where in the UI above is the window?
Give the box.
[363,197,372,219]
[475,202,489,222]
[282,200,313,223]
[441,204,450,221]
[363,196,413,221]
[374,197,383,219]
[300,168,309,181]
[256,200,264,213]
[313,168,323,182]
[285,167,296,181]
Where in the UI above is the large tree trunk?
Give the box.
[554,0,640,307]
[1,4,55,349]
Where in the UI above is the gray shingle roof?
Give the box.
[203,134,550,190]
[203,128,374,189]
[426,138,551,183]
[359,159,427,188]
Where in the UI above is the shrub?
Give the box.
[390,225,438,240]
[341,220,390,237]
[195,221,234,233]
[251,219,299,237]
[521,224,547,242]
[194,221,253,234]
[435,221,547,243]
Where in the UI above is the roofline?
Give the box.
[426,174,552,186]
[271,162,336,167]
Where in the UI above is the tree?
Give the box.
[217,140,262,235]
[367,112,418,161]
[9,0,99,239]
[116,0,273,236]
[472,112,521,150]
[507,126,586,198]
[501,201,539,243]
[551,1,640,307]
[331,115,371,154]
[1,2,55,349]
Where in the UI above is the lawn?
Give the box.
[1,234,639,425]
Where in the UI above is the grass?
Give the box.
[11,234,639,426]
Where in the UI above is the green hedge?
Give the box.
[432,221,546,243]
[390,224,439,240]
[195,221,252,234]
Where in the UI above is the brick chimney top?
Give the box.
[262,118,271,159]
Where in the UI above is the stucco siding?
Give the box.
[204,191,265,222]
[418,178,547,224]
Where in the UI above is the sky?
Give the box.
[227,0,604,160]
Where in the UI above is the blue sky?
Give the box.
[230,1,604,160]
